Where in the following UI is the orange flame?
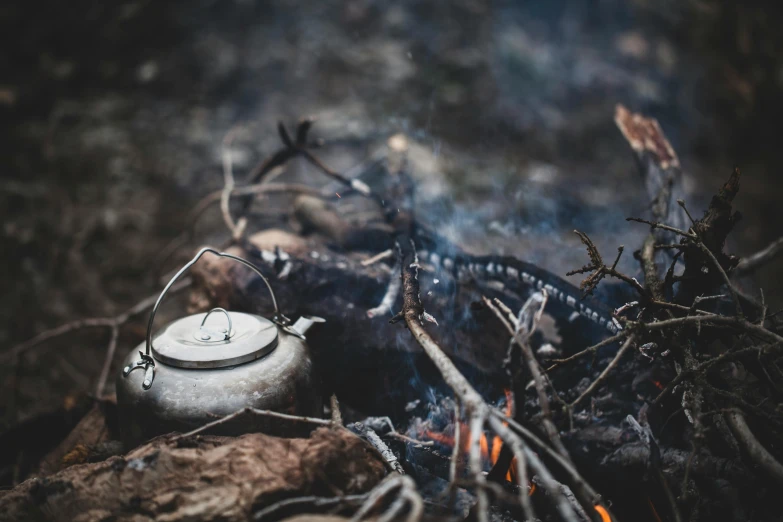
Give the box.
[594,505,611,522]
[480,433,489,457]
[495,389,517,482]
[423,390,522,485]
[423,394,609,517]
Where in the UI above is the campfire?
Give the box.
[416,390,520,483]
[3,105,783,522]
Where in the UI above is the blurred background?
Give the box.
[2,0,782,426]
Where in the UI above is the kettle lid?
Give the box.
[151,308,278,369]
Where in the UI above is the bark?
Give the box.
[35,400,120,477]
[0,427,385,522]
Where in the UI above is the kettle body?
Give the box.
[116,248,323,449]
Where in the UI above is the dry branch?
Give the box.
[4,279,192,396]
[734,236,783,277]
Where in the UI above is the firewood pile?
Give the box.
[3,106,783,522]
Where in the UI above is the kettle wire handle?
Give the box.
[144,247,283,358]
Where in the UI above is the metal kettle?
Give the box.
[116,247,324,448]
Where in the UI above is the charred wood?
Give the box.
[0,427,385,522]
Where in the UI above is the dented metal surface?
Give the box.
[117,326,321,448]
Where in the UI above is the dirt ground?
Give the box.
[2,0,782,427]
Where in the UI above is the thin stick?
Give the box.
[351,475,423,522]
[170,407,330,441]
[253,494,368,521]
[467,411,489,522]
[384,432,434,447]
[449,401,462,485]
[354,422,405,475]
[734,236,783,277]
[5,279,192,364]
[94,325,119,397]
[482,297,513,333]
[695,240,743,316]
[547,332,626,371]
[361,249,394,267]
[154,183,323,270]
[7,318,116,361]
[725,410,783,486]
[367,259,401,318]
[652,346,764,405]
[626,217,696,239]
[570,335,636,409]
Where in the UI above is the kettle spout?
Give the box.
[291,315,326,337]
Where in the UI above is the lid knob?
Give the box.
[195,307,233,342]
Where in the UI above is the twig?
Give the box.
[692,240,742,316]
[570,335,636,409]
[449,401,462,486]
[367,259,401,318]
[154,183,322,270]
[734,236,783,277]
[625,217,696,239]
[351,475,423,522]
[467,410,490,522]
[704,385,783,430]
[170,407,330,442]
[724,410,783,487]
[638,314,782,344]
[384,432,433,446]
[547,332,626,371]
[353,422,405,475]
[7,318,116,362]
[300,148,377,202]
[652,346,765,405]
[94,325,119,397]
[361,249,394,267]
[4,279,192,365]
[254,494,368,521]
[567,231,646,297]
[640,234,665,301]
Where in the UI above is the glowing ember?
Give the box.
[647,497,663,522]
[594,504,611,522]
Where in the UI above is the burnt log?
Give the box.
[35,399,121,477]
[0,427,385,522]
